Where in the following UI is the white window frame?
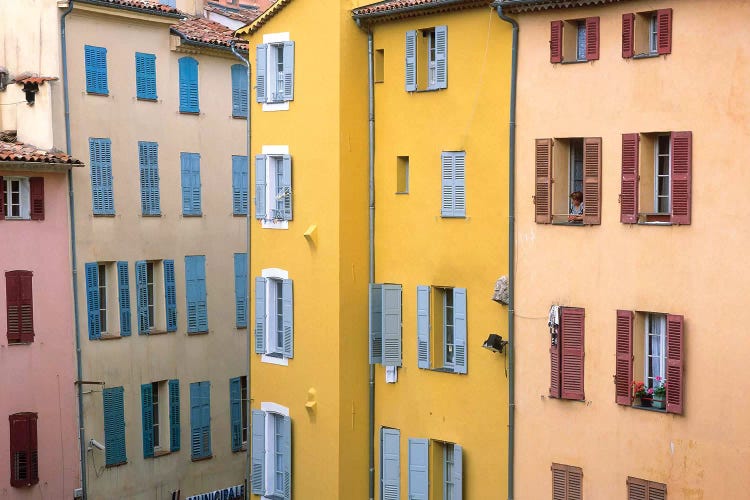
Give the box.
[442,288,455,370]
[567,139,584,211]
[260,402,291,500]
[654,134,671,214]
[261,145,290,230]
[426,29,437,88]
[644,313,666,390]
[98,264,108,334]
[444,443,456,500]
[152,381,161,451]
[649,14,658,54]
[3,176,30,220]
[261,268,289,366]
[576,21,587,61]
[146,261,155,329]
[262,32,291,112]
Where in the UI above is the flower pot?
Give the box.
[652,397,665,410]
[639,396,652,408]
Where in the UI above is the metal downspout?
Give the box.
[60,2,87,498]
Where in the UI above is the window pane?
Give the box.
[147,263,155,328]
[577,22,587,60]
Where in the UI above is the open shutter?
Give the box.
[256,44,267,103]
[201,383,211,457]
[560,307,585,400]
[85,263,101,340]
[621,133,640,223]
[255,277,266,354]
[434,25,447,89]
[282,41,295,101]
[453,288,467,374]
[282,279,294,358]
[231,64,248,117]
[255,155,267,220]
[281,415,292,499]
[141,383,154,458]
[164,259,177,332]
[622,13,635,58]
[382,284,402,367]
[550,313,561,398]
[189,383,201,458]
[550,21,563,63]
[441,152,455,217]
[656,8,672,55]
[235,253,248,328]
[169,379,180,452]
[454,445,463,500]
[232,155,249,215]
[0,176,4,220]
[535,139,553,224]
[615,310,634,405]
[405,30,417,91]
[666,314,684,414]
[180,153,201,216]
[381,428,400,500]
[585,17,600,61]
[416,285,431,369]
[369,283,383,365]
[29,177,44,220]
[229,377,242,451]
[453,152,466,217]
[582,137,602,225]
[281,155,293,220]
[117,261,131,336]
[135,261,149,334]
[408,438,429,500]
[251,410,266,495]
[670,131,692,225]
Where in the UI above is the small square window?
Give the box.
[396,156,409,194]
[374,49,385,83]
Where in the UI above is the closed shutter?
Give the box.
[615,310,634,405]
[282,279,294,358]
[232,155,249,216]
[180,153,201,216]
[453,152,466,217]
[164,260,177,332]
[234,253,248,328]
[408,438,429,500]
[5,271,20,343]
[28,177,44,220]
[281,415,292,499]
[135,261,149,334]
[622,13,635,58]
[117,262,131,336]
[190,381,211,459]
[9,413,38,487]
[550,21,563,63]
[135,52,157,100]
[434,25,448,89]
[416,285,431,369]
[255,277,266,354]
[141,383,154,458]
[103,386,126,466]
[282,41,295,101]
[16,272,33,343]
[568,465,582,500]
[582,138,602,225]
[178,57,199,113]
[670,131,692,225]
[405,30,417,91]
[251,410,266,495]
[85,45,108,94]
[560,307,585,400]
[85,263,101,340]
[185,256,207,333]
[535,139,553,224]
[231,64,248,117]
[380,428,400,500]
[256,44,267,103]
[255,155,267,220]
[441,152,454,217]
[168,379,180,452]
[627,477,667,500]
[138,141,160,215]
[453,288,467,374]
[281,155,293,220]
[656,9,672,55]
[666,314,684,415]
[552,463,582,500]
[453,444,463,500]
[620,133,640,223]
[585,17,600,61]
[369,283,383,365]
[382,284,402,367]
[229,377,242,451]
[89,138,114,215]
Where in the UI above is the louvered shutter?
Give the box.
[622,13,635,58]
[89,138,114,215]
[441,152,455,217]
[282,41,295,101]
[551,463,566,500]
[135,260,149,334]
[670,131,692,225]
[85,45,108,94]
[369,283,383,365]
[138,141,160,215]
[621,133,640,223]
[135,52,157,100]
[256,44,267,103]
[117,262,131,336]
[85,263,101,340]
[568,465,582,500]
[190,382,211,459]
[9,413,38,487]
[234,253,248,328]
[185,256,207,333]
[649,481,667,500]
[29,177,44,220]
[17,272,33,343]
[141,383,154,458]
[232,155,249,216]
[535,139,553,223]
[550,21,563,63]
[408,438,429,500]
[585,17,600,61]
[582,137,602,225]
[5,271,21,343]
[180,153,201,216]
[281,155,293,220]
[164,259,177,332]
[405,30,417,91]
[255,277,266,354]
[382,284,402,367]
[251,410,266,494]
[381,428,400,500]
[560,307,585,400]
[550,313,561,398]
[229,377,242,451]
[615,310,634,405]
[168,379,180,452]
[434,25,448,89]
[103,387,126,466]
[255,155,267,220]
[231,64,248,117]
[0,176,4,220]
[453,444,463,500]
[282,279,294,358]
[656,9,672,55]
[453,152,466,217]
[281,415,292,499]
[627,476,668,500]
[666,314,684,415]
[416,285,431,369]
[453,288,467,374]
[178,57,199,113]
[201,382,211,457]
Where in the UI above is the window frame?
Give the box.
[256,32,294,111]
[256,146,292,229]
[6,270,34,344]
[9,412,38,488]
[548,306,585,401]
[251,402,291,499]
[415,285,467,374]
[644,313,666,392]
[407,438,463,500]
[256,268,294,366]
[405,25,447,92]
[98,263,108,334]
[136,259,175,335]
[3,177,30,220]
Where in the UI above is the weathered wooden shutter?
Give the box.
[282,279,294,358]
[28,177,44,220]
[670,131,692,225]
[416,285,431,369]
[582,137,602,225]
[180,152,201,216]
[550,311,561,398]
[453,288,467,374]
[255,155,267,220]
[535,139,553,223]
[615,310,634,405]
[656,9,672,55]
[627,477,667,500]
[231,64,248,117]
[189,381,211,459]
[369,283,383,364]
[232,155,249,216]
[382,284,402,367]
[168,379,180,452]
[135,260,149,334]
[138,141,160,215]
[435,25,448,89]
[666,314,684,415]
[14,271,34,343]
[585,17,600,61]
[622,13,635,58]
[381,428,400,500]
[550,21,563,63]
[560,307,585,400]
[256,44,267,103]
[255,277,266,354]
[178,57,199,113]
[283,41,295,101]
[141,383,154,458]
[229,377,242,451]
[164,259,177,332]
[620,133,639,223]
[103,386,126,466]
[405,30,417,91]
[552,463,582,500]
[408,438,429,500]
[135,52,157,100]
[234,253,248,328]
[117,261,131,336]
[251,410,266,495]
[85,263,101,340]
[9,413,38,487]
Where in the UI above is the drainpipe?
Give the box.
[60,2,88,498]
[494,4,518,500]
[229,40,252,498]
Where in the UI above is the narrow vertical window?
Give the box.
[427,29,437,87]
[655,135,671,214]
[569,140,584,204]
[146,262,155,329]
[576,21,587,61]
[135,52,157,100]
[152,382,160,450]
[274,44,285,102]
[274,279,284,352]
[374,49,385,83]
[444,443,455,500]
[231,64,248,118]
[240,376,248,445]
[443,289,454,368]
[396,156,409,194]
[9,413,38,488]
[274,414,284,494]
[98,264,107,334]
[178,57,199,113]
[649,14,658,54]
[84,45,108,95]
[138,141,160,216]
[645,313,666,391]
[274,156,285,219]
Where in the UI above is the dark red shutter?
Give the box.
[585,17,600,61]
[622,13,635,58]
[627,477,647,500]
[9,413,38,487]
[615,310,634,405]
[6,271,21,343]
[550,21,563,63]
[18,271,34,342]
[29,177,44,220]
[648,481,667,500]
[560,307,585,400]
[657,8,673,55]
[0,175,5,220]
[670,131,691,225]
[666,314,684,415]
[582,137,602,225]
[535,139,553,224]
[621,133,639,223]
[551,463,566,499]
[550,308,561,398]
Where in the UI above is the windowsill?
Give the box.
[395,191,409,195]
[7,341,33,346]
[560,59,589,65]
[232,115,248,120]
[637,213,672,225]
[105,461,127,468]
[93,213,116,217]
[262,101,290,112]
[375,80,384,84]
[3,217,31,221]
[137,97,158,102]
[179,111,200,115]
[147,330,169,336]
[182,213,203,217]
[233,213,248,217]
[261,219,289,230]
[233,444,248,453]
[191,455,213,462]
[153,450,171,458]
[440,215,467,219]
[551,220,584,226]
[632,53,659,59]
[141,213,162,217]
[412,88,443,93]
[86,91,109,96]
[99,334,122,341]
[632,404,666,413]
[261,354,289,366]
[236,326,248,330]
[187,330,209,336]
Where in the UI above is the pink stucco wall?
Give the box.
[0,170,79,499]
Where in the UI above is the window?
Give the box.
[97,264,107,333]
[84,45,108,95]
[189,381,211,460]
[178,57,199,113]
[620,131,692,224]
[135,52,157,100]
[142,380,180,457]
[551,463,582,500]
[415,286,467,373]
[85,262,131,339]
[234,253,248,328]
[441,151,466,218]
[231,64,248,118]
[255,271,294,363]
[622,9,672,58]
[135,259,176,334]
[405,25,447,91]
[180,152,202,216]
[103,386,127,466]
[89,138,115,215]
[374,49,385,83]
[232,155,249,216]
[407,438,463,500]
[138,141,161,216]
[396,156,409,194]
[548,306,584,400]
[627,477,667,500]
[185,255,208,333]
[256,37,295,105]
[9,412,38,488]
[550,18,599,63]
[5,270,34,344]
[380,428,400,500]
[615,310,684,414]
[534,138,601,225]
[255,153,293,223]
[230,376,248,451]
[250,404,292,499]
[368,283,402,367]
[1,176,44,221]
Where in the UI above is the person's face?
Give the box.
[571,198,581,207]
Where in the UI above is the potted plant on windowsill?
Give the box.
[652,377,667,409]
[633,381,653,407]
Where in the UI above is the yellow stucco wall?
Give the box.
[513,1,750,498]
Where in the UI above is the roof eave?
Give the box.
[0,161,84,171]
[74,0,184,19]
[496,0,630,13]
[352,0,490,23]
[170,30,249,55]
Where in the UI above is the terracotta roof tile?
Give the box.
[236,0,294,35]
[352,0,489,20]
[172,17,249,50]
[0,140,83,166]
[77,0,183,16]
[497,0,629,13]
[204,2,261,24]
[14,76,58,86]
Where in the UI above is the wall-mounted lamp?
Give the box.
[482,333,508,354]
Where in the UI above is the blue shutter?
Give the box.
[178,57,199,113]
[141,383,154,458]
[255,277,266,354]
[85,45,108,94]
[234,253,248,328]
[103,387,126,466]
[229,377,242,451]
[232,155,249,216]
[434,25,448,90]
[135,260,149,334]
[190,381,211,459]
[405,31,417,92]
[416,285,431,369]
[251,410,266,495]
[85,263,101,340]
[441,152,454,217]
[231,64,248,117]
[164,259,177,332]
[180,152,201,216]
[369,283,383,364]
[89,138,114,215]
[282,41,295,101]
[282,279,294,358]
[453,288,467,374]
[185,256,207,333]
[382,284,402,367]
[138,141,160,215]
[255,155,267,219]
[281,155,293,220]
[453,444,463,500]
[256,44,267,103]
[281,415,292,499]
[168,379,180,452]
[117,261,131,336]
[454,152,466,217]
[408,438,429,500]
[135,52,157,100]
[381,428,400,500]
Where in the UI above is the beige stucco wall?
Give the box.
[513,1,750,498]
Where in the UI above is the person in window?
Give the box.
[568,191,584,222]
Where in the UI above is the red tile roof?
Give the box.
[0,140,83,166]
[172,17,249,50]
[497,0,628,13]
[352,0,489,21]
[76,0,183,16]
[204,2,261,24]
[235,0,294,35]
